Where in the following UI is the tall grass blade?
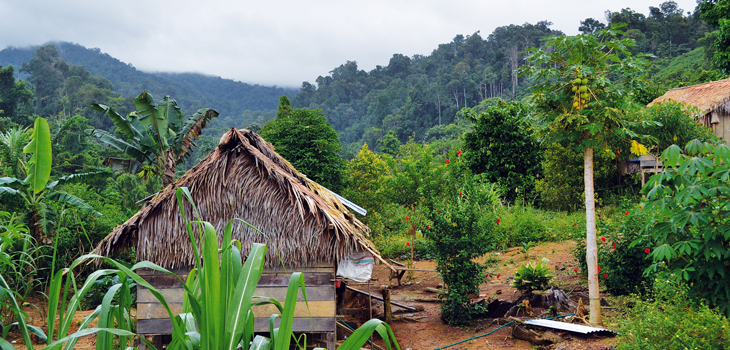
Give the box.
[274,273,306,350]
[62,308,101,350]
[224,243,266,350]
[250,335,271,350]
[95,283,123,350]
[338,319,401,350]
[0,274,36,350]
[200,221,223,350]
[44,328,136,350]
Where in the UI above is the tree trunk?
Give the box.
[584,146,601,326]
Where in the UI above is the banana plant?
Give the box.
[0,117,109,242]
[0,126,30,179]
[89,91,218,186]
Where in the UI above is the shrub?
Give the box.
[617,276,730,350]
[372,234,433,260]
[495,205,584,249]
[536,142,617,211]
[425,160,497,325]
[512,258,554,292]
[642,141,730,315]
[574,202,655,295]
[461,99,542,203]
[500,206,548,246]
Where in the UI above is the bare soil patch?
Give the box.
[346,240,620,350]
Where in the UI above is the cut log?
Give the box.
[544,287,576,312]
[512,325,564,345]
[424,287,440,293]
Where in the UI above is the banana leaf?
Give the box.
[23,118,52,194]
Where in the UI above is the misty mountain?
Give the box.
[0,41,297,120]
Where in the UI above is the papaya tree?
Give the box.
[90,91,218,186]
[519,26,649,325]
[0,117,107,242]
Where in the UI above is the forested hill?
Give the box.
[0,41,297,119]
[292,2,713,156]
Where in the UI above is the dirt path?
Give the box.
[354,240,619,350]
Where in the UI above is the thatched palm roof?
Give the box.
[94,128,383,269]
[648,78,730,115]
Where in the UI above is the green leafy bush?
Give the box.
[512,258,554,292]
[372,234,433,259]
[461,99,541,203]
[536,142,617,211]
[617,276,730,350]
[425,160,497,325]
[642,140,730,315]
[494,204,584,249]
[573,202,654,295]
[501,207,547,246]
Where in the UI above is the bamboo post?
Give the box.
[368,279,374,350]
[381,285,393,324]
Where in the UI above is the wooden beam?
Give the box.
[346,285,416,311]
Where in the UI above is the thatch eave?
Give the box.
[93,128,382,269]
[648,78,730,116]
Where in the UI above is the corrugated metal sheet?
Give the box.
[323,186,367,217]
[523,319,617,335]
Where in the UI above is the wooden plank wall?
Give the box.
[136,265,336,335]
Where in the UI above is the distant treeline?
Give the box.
[291,1,717,157]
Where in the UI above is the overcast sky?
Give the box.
[0,0,699,88]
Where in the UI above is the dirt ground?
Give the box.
[346,240,619,350]
[6,240,619,349]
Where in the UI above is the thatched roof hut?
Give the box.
[649,78,730,142]
[93,128,382,269]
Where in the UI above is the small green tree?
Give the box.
[424,159,497,325]
[461,99,541,202]
[259,105,346,192]
[342,143,390,222]
[520,27,648,325]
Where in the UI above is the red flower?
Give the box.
[406,242,410,247]
[426,225,430,230]
[601,237,606,243]
[445,159,450,164]
[405,216,409,221]
[459,191,463,195]
[436,209,440,213]
[485,273,489,277]
[624,210,630,215]
[574,268,578,273]
[644,248,651,255]
[497,274,501,279]
[603,273,607,279]
[497,218,501,225]
[613,242,616,249]
[597,266,601,272]
[572,222,577,226]
[457,150,462,156]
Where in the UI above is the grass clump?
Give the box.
[617,276,730,350]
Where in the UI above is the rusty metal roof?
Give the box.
[524,319,617,335]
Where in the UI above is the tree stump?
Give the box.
[512,325,564,345]
[544,286,576,312]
